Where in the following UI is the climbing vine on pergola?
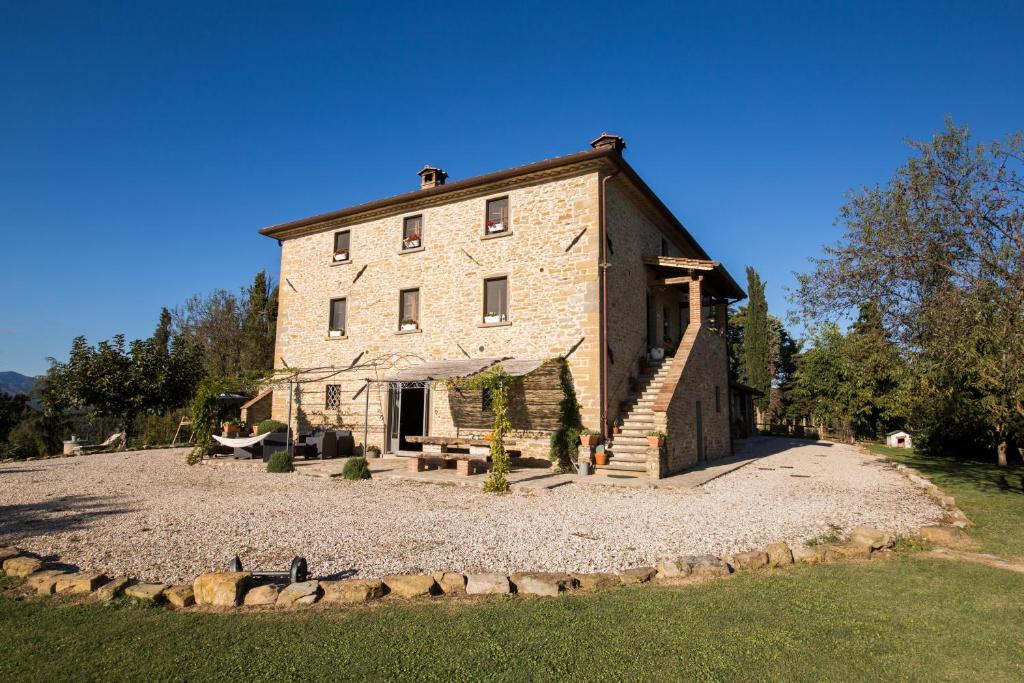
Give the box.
[447,366,520,493]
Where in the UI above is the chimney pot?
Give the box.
[418,165,448,190]
[590,133,626,154]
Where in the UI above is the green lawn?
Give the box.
[3,444,1024,681]
[867,444,1024,558]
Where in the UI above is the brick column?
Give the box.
[688,277,704,326]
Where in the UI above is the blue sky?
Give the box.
[2,1,1021,375]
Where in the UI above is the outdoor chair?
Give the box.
[303,430,338,459]
[74,432,126,455]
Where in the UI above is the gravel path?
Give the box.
[0,440,945,583]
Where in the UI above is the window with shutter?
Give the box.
[483,277,508,323]
[329,298,346,336]
[399,289,420,329]
[402,216,422,249]
[485,197,509,234]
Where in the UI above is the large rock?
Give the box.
[0,547,21,563]
[433,572,467,595]
[511,572,575,597]
[193,571,252,607]
[618,567,657,585]
[821,544,870,561]
[125,583,167,602]
[94,577,131,602]
[571,572,619,590]
[56,572,108,594]
[3,556,43,577]
[465,573,511,595]
[726,551,769,571]
[384,574,438,598]
[242,584,280,606]
[764,542,794,567]
[791,546,819,564]
[919,525,962,546]
[850,527,894,551]
[655,557,692,579]
[165,585,196,608]
[276,581,322,607]
[687,556,731,578]
[26,569,70,595]
[321,578,386,604]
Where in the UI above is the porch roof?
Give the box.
[380,357,545,383]
[642,255,745,301]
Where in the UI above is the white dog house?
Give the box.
[886,430,913,449]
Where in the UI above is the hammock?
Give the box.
[212,432,274,448]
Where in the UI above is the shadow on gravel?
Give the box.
[735,436,835,459]
[0,495,136,540]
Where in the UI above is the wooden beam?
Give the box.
[655,276,700,286]
[642,255,718,270]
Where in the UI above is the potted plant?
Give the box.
[222,419,240,437]
[483,311,504,324]
[646,430,667,448]
[403,233,420,249]
[593,445,609,466]
[400,318,418,331]
[333,248,349,262]
[610,418,622,435]
[579,429,601,447]
[329,328,344,338]
[364,444,381,458]
[485,219,505,234]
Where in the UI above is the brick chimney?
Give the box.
[418,165,448,190]
[590,133,626,154]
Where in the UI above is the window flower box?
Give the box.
[329,329,344,338]
[483,313,505,324]
[403,235,421,249]
[333,249,349,262]
[400,319,418,331]
[485,220,506,234]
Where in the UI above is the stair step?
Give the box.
[611,436,649,446]
[594,461,648,472]
[604,454,648,464]
[610,444,650,455]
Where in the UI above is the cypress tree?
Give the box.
[239,271,278,372]
[744,267,770,414]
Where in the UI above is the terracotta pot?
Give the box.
[223,424,239,436]
[646,436,665,448]
[593,452,609,466]
[580,434,600,447]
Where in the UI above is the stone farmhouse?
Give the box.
[257,134,744,478]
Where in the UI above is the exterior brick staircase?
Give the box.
[594,355,674,477]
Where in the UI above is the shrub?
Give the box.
[342,456,372,480]
[266,450,294,473]
[257,419,288,435]
[645,430,667,438]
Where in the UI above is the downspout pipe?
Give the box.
[599,169,619,439]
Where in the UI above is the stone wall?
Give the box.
[604,180,696,429]
[653,324,732,474]
[269,169,602,453]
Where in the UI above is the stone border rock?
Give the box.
[2,519,961,613]
[889,462,972,529]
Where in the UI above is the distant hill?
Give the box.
[0,371,38,396]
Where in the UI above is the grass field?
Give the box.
[2,444,1023,682]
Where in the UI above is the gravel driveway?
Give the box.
[0,439,944,583]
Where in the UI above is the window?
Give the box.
[329,298,346,336]
[481,387,493,411]
[325,384,341,409]
[661,238,669,256]
[333,231,350,262]
[483,277,508,323]
[485,197,509,234]
[402,215,422,250]
[399,288,419,329]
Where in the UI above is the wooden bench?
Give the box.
[404,436,519,477]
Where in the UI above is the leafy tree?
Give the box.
[795,120,1024,463]
[153,307,172,354]
[0,393,31,443]
[46,323,204,440]
[172,289,244,377]
[743,267,771,414]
